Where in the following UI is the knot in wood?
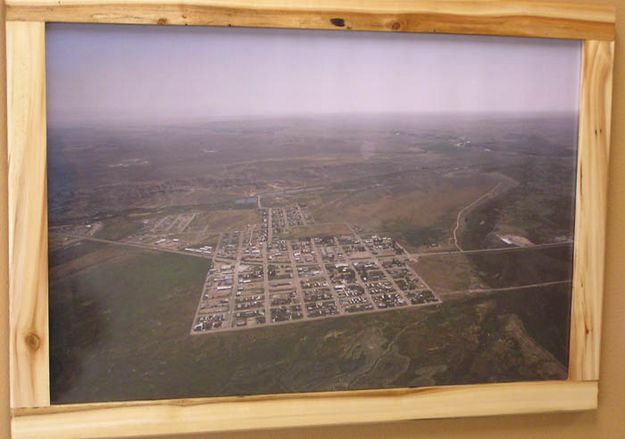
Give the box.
[25,332,41,351]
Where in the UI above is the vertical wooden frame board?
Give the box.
[570,40,614,381]
[6,20,49,409]
[1,0,616,437]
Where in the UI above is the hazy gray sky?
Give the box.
[46,24,581,124]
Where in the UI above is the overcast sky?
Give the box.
[46,24,581,124]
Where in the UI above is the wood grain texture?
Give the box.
[569,40,615,381]
[0,2,12,439]
[11,381,597,439]
[6,21,49,409]
[5,0,616,40]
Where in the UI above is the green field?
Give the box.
[49,241,211,400]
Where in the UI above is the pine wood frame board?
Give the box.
[2,0,616,437]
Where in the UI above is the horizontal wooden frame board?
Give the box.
[5,0,616,41]
[10,381,598,439]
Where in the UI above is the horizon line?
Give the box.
[48,109,579,128]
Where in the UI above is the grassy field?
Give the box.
[49,241,211,401]
[310,173,503,251]
[94,216,142,240]
[187,209,259,233]
[279,222,351,240]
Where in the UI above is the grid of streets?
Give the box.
[190,203,441,334]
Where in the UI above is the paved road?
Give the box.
[310,238,344,314]
[189,234,223,335]
[335,236,377,309]
[296,204,308,226]
[443,279,572,299]
[262,240,271,319]
[409,241,573,258]
[286,240,308,314]
[227,230,246,326]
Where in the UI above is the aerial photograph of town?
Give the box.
[46,24,581,403]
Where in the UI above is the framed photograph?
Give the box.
[4,0,615,438]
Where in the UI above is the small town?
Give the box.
[53,201,442,334]
[188,203,441,334]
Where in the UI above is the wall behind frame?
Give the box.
[0,2,623,439]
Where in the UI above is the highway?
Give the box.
[409,240,573,258]
[443,279,572,299]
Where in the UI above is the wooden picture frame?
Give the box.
[2,0,615,438]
